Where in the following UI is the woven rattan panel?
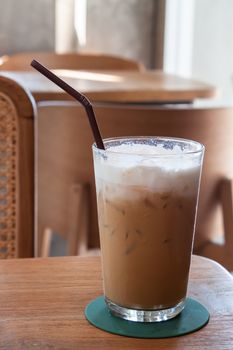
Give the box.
[0,92,18,258]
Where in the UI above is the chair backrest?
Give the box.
[37,102,233,266]
[0,52,145,71]
[0,75,35,258]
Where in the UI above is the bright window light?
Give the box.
[75,0,87,47]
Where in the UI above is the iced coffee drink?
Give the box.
[93,137,204,322]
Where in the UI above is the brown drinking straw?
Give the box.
[31,59,105,150]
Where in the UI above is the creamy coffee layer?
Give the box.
[97,183,197,309]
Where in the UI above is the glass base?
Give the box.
[105,297,186,322]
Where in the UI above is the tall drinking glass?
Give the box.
[92,137,204,322]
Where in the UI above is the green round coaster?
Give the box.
[85,296,209,338]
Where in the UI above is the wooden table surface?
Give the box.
[0,255,232,349]
[0,70,218,103]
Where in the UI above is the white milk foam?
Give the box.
[95,143,201,196]
[107,144,183,155]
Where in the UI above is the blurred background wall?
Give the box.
[0,0,55,55]
[0,0,164,69]
[192,0,233,102]
[55,0,164,69]
[83,0,160,68]
[0,0,233,102]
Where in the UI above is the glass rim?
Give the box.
[93,136,204,157]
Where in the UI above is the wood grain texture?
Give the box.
[0,255,232,349]
[0,52,144,72]
[0,69,217,103]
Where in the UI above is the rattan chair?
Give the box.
[0,75,35,258]
[0,51,145,71]
[37,102,233,270]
